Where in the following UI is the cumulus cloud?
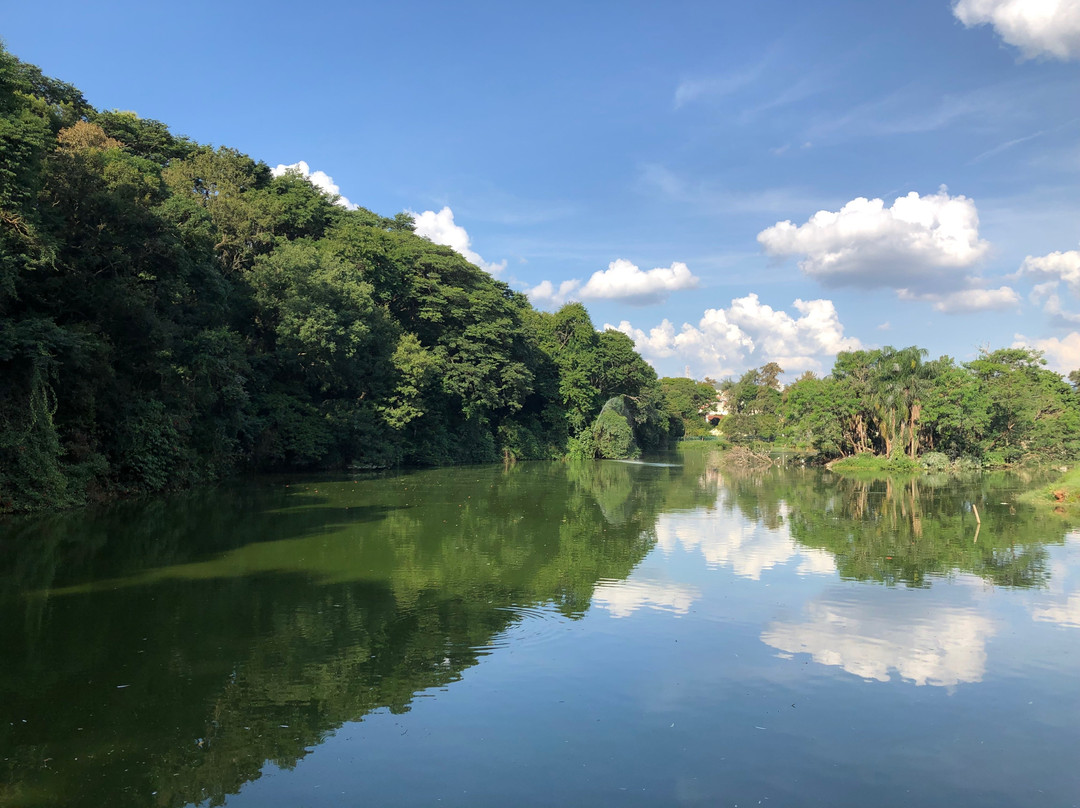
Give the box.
[271,160,357,210]
[1012,332,1080,372]
[898,285,1020,313]
[763,589,996,686]
[609,319,682,359]
[526,279,583,308]
[1020,249,1080,291]
[757,189,990,294]
[1019,249,1080,322]
[580,259,699,304]
[954,0,1080,61]
[527,259,700,308]
[608,293,861,377]
[411,206,506,275]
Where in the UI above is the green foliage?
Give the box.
[766,345,1080,470]
[918,451,951,472]
[720,364,784,444]
[827,454,920,474]
[1021,464,1080,509]
[660,376,717,436]
[590,399,639,459]
[0,46,679,512]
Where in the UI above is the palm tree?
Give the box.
[870,346,930,459]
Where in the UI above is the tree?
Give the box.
[660,377,718,436]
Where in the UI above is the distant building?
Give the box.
[700,389,731,426]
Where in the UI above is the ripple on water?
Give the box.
[473,603,573,654]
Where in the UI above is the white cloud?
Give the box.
[954,0,1080,61]
[639,163,832,216]
[674,71,760,108]
[411,206,506,275]
[526,279,581,308]
[1020,249,1080,292]
[1019,250,1080,322]
[271,160,357,210]
[763,589,996,686]
[1012,332,1080,372]
[527,259,700,308]
[608,293,860,378]
[1030,284,1080,324]
[580,259,699,305]
[609,319,680,359]
[898,285,1020,313]
[673,51,774,108]
[757,189,990,294]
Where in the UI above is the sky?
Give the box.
[4,0,1080,380]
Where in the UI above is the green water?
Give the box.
[2,453,1079,807]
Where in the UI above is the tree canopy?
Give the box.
[0,46,678,513]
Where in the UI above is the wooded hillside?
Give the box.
[0,46,678,512]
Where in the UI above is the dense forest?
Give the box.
[0,46,683,513]
[715,347,1080,467]
[5,46,1080,515]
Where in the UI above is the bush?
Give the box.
[919,451,950,472]
[829,453,919,474]
[591,408,638,459]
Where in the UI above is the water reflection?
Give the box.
[1029,540,1080,628]
[592,578,700,618]
[2,457,1078,807]
[655,496,837,580]
[762,586,996,686]
[0,461,708,808]
[710,463,1063,589]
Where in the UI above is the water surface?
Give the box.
[2,454,1079,807]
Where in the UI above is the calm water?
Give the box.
[2,451,1079,807]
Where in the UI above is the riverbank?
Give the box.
[1020,465,1080,511]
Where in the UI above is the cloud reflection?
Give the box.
[1031,594,1080,629]
[1029,549,1080,629]
[592,579,701,618]
[654,497,836,580]
[762,589,996,686]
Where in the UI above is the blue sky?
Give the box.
[4,0,1080,379]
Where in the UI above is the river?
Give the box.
[2,449,1079,806]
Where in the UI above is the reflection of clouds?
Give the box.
[1030,548,1080,629]
[763,590,995,686]
[655,499,836,580]
[1031,595,1080,629]
[797,550,838,576]
[592,579,700,618]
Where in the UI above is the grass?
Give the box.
[827,453,920,474]
[1020,465,1080,510]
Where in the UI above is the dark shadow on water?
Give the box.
[0,460,717,808]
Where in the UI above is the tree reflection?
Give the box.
[713,464,1066,588]
[0,461,710,808]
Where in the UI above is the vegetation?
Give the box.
[0,47,679,513]
[711,459,1066,589]
[0,460,712,807]
[658,376,718,437]
[1020,465,1080,510]
[719,346,1080,468]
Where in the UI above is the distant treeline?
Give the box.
[715,348,1080,465]
[0,46,683,512]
